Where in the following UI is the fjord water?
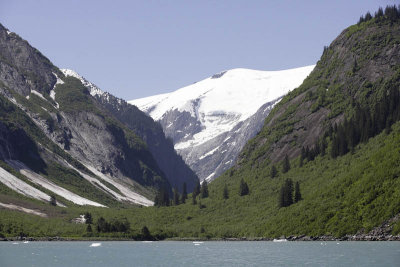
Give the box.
[1,241,399,266]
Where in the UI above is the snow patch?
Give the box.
[6,160,105,207]
[199,146,220,160]
[0,202,47,217]
[6,30,11,35]
[61,69,104,97]
[84,165,154,206]
[31,90,46,101]
[50,72,64,108]
[0,166,62,206]
[205,172,215,182]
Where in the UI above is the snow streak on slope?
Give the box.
[0,167,64,206]
[130,66,314,150]
[6,160,105,207]
[0,202,47,217]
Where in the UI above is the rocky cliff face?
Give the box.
[60,69,199,191]
[0,23,192,207]
[237,16,400,165]
[130,67,313,181]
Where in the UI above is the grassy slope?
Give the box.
[1,122,399,238]
[1,14,400,239]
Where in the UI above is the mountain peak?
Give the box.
[60,69,104,97]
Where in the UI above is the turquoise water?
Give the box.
[1,241,399,266]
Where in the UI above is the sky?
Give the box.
[1,0,397,100]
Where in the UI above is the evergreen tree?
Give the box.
[193,180,201,197]
[86,224,92,233]
[294,181,302,203]
[50,195,57,206]
[200,180,209,198]
[364,11,372,21]
[270,165,277,178]
[284,178,293,206]
[84,212,92,224]
[141,226,152,240]
[181,182,187,203]
[223,184,229,199]
[154,187,170,207]
[278,186,285,208]
[173,188,180,205]
[279,179,294,207]
[239,179,249,196]
[282,155,290,173]
[192,193,197,205]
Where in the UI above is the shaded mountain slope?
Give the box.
[0,23,176,207]
[60,69,198,192]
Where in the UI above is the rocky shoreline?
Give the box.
[2,215,399,242]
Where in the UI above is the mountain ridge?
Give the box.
[130,66,314,180]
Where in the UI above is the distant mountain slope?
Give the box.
[0,23,175,207]
[130,66,314,180]
[61,69,199,191]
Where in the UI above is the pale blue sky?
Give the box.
[1,0,397,100]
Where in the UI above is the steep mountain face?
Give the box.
[0,24,174,207]
[130,67,314,181]
[238,14,400,166]
[60,69,199,192]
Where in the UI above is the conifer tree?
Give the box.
[181,182,187,203]
[84,212,92,224]
[223,184,229,199]
[284,178,293,206]
[270,165,277,178]
[239,179,249,196]
[141,226,152,240]
[282,155,290,173]
[192,193,197,205]
[173,188,180,205]
[193,180,201,197]
[294,181,302,203]
[200,180,209,198]
[50,195,57,206]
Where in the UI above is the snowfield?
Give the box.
[129,66,315,150]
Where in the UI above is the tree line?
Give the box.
[298,84,400,164]
[358,5,400,24]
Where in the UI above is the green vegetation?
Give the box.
[1,6,400,240]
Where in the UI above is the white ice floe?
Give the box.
[273,239,288,242]
[6,160,105,207]
[90,243,102,247]
[0,202,47,217]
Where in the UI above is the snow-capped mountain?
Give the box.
[129,66,315,181]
